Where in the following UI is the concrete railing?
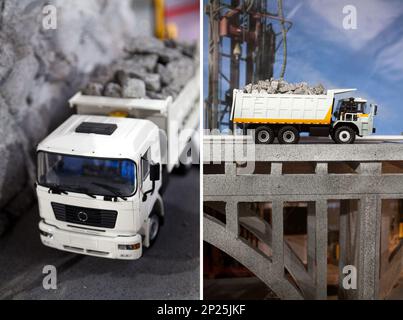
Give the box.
[203,136,403,299]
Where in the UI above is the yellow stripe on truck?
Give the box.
[234,105,333,125]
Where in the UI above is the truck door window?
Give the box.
[141,148,151,182]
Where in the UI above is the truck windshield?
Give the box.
[37,152,136,197]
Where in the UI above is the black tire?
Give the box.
[333,126,356,144]
[148,213,160,246]
[255,126,275,144]
[278,126,300,144]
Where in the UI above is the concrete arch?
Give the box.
[204,216,303,300]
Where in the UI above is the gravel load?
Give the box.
[82,36,197,100]
[244,78,326,95]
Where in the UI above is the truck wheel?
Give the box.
[333,126,356,144]
[255,126,275,144]
[148,213,160,246]
[278,126,300,144]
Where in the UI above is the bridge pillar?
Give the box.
[357,195,381,299]
[272,200,284,275]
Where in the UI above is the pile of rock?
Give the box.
[244,78,326,95]
[82,37,197,100]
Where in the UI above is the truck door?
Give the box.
[140,147,154,219]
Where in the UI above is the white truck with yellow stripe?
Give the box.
[230,88,377,144]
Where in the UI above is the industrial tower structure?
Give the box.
[205,0,292,129]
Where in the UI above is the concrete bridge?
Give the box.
[203,136,403,299]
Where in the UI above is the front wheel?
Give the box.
[148,213,160,246]
[333,126,356,144]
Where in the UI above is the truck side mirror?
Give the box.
[150,163,160,181]
[142,163,160,202]
[374,105,378,116]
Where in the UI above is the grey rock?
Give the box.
[165,58,195,88]
[92,65,115,84]
[144,73,161,92]
[162,86,179,100]
[130,54,158,72]
[125,36,165,54]
[147,91,167,100]
[0,39,14,82]
[293,87,306,94]
[46,54,73,82]
[313,83,326,95]
[121,78,146,98]
[147,91,166,100]
[244,83,252,94]
[115,68,145,85]
[116,69,160,92]
[244,79,326,95]
[104,83,122,97]
[157,63,173,86]
[266,87,275,94]
[158,47,182,64]
[83,82,104,96]
[2,52,39,115]
[270,80,279,91]
[0,103,27,209]
[178,43,197,58]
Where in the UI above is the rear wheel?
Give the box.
[333,126,356,144]
[278,126,300,144]
[255,126,275,144]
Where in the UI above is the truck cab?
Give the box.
[36,115,164,259]
[332,96,378,143]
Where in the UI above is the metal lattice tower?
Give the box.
[205,0,292,130]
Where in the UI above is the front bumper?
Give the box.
[39,220,142,260]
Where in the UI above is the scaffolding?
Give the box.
[205,0,292,130]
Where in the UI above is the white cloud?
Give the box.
[282,56,337,88]
[374,40,403,81]
[286,2,304,20]
[304,0,402,50]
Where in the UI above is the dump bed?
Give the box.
[69,70,200,172]
[230,88,356,125]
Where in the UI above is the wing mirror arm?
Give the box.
[142,163,160,202]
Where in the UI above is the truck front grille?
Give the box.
[51,202,117,229]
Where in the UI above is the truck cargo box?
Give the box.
[230,88,356,125]
[69,71,200,172]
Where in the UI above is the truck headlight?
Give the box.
[118,243,141,250]
[40,230,53,238]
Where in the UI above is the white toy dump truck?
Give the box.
[35,73,199,260]
[230,88,378,144]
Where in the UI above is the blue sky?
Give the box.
[203,0,403,134]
